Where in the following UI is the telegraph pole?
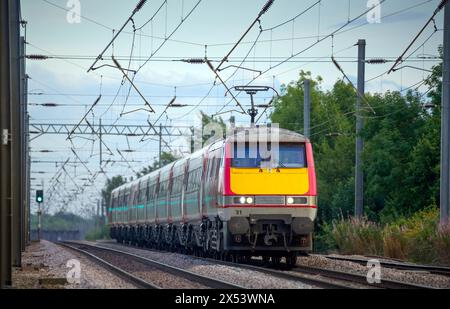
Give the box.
[0,0,21,287]
[440,2,450,227]
[0,0,12,288]
[355,39,366,218]
[304,79,311,139]
[10,0,22,267]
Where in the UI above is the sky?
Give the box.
[21,0,446,216]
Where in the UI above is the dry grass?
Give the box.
[330,217,383,256]
[435,224,450,265]
[382,225,409,260]
[325,208,450,266]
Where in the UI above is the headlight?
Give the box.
[286,197,308,205]
[232,196,254,205]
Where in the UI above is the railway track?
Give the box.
[289,264,435,289]
[202,257,361,289]
[93,241,352,289]
[322,255,450,278]
[96,241,441,289]
[59,241,244,289]
[59,242,158,289]
[209,257,433,289]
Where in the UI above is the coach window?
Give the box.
[209,158,216,179]
[134,187,139,206]
[146,183,151,203]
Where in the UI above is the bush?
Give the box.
[434,224,450,265]
[328,216,383,256]
[321,207,450,266]
[382,225,408,260]
[85,225,110,241]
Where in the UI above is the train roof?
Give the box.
[225,126,308,143]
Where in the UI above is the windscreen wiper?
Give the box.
[277,162,287,168]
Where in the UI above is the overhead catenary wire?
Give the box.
[388,0,448,74]
[331,56,376,114]
[135,0,167,31]
[87,0,149,72]
[135,0,203,74]
[31,54,441,63]
[111,56,155,112]
[215,0,274,72]
[71,148,93,176]
[176,0,277,121]
[365,28,441,83]
[262,0,321,32]
[67,95,102,140]
[215,0,386,115]
[95,0,203,150]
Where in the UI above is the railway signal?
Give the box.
[36,190,44,204]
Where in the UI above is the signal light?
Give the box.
[36,190,44,204]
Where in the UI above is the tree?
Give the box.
[136,152,179,178]
[101,176,126,210]
[199,111,226,145]
[270,58,443,226]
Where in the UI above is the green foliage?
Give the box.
[271,57,443,225]
[198,111,226,146]
[328,216,384,256]
[85,225,110,241]
[101,175,126,211]
[136,152,180,178]
[321,207,450,266]
[30,212,88,231]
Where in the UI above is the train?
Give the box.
[108,126,317,265]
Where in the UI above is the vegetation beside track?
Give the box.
[319,207,450,266]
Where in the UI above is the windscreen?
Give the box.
[231,143,306,168]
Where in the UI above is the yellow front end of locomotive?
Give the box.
[230,168,310,195]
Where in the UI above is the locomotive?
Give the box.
[108,126,317,265]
